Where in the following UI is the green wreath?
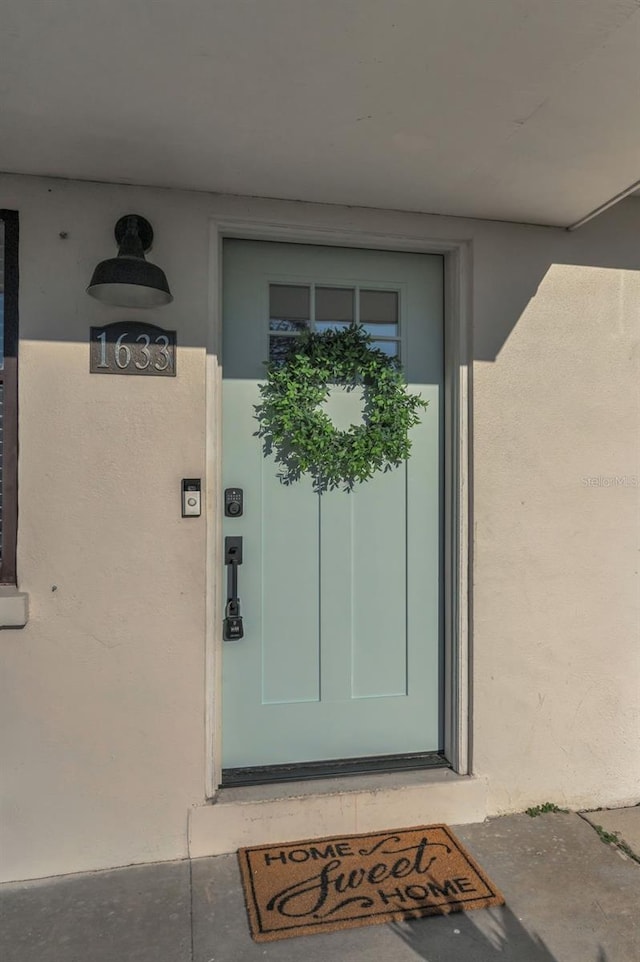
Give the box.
[255,325,428,491]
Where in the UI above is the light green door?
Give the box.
[222,240,443,774]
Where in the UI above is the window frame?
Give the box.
[0,210,19,585]
[268,282,402,365]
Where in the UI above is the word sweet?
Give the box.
[262,832,484,921]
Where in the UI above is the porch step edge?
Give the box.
[188,772,488,857]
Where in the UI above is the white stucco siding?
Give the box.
[1,182,211,881]
[0,174,637,882]
[473,258,640,812]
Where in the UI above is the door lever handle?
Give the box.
[224,536,244,641]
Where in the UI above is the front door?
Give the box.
[221,239,443,779]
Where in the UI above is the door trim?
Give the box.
[205,217,472,798]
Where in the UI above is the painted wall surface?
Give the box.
[0,174,638,882]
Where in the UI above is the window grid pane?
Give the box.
[269,335,300,365]
[316,287,354,324]
[372,340,399,357]
[360,289,398,324]
[269,284,311,361]
[269,284,310,322]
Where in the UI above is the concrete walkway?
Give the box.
[1,809,638,962]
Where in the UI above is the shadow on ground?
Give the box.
[389,906,609,962]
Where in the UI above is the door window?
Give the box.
[268,284,400,363]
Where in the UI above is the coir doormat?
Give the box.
[238,824,505,942]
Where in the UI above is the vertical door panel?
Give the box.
[351,464,408,699]
[261,455,320,704]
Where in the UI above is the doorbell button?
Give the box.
[182,478,202,517]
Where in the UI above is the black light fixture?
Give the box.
[87,214,173,308]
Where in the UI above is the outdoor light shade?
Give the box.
[87,214,173,308]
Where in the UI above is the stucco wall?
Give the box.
[0,174,638,882]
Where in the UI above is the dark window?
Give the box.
[0,211,19,584]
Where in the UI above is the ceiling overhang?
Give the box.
[1,0,639,226]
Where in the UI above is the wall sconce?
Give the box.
[87,214,173,308]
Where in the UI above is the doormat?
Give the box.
[238,824,505,942]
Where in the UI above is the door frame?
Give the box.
[205,217,472,797]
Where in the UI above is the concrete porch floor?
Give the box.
[1,809,638,962]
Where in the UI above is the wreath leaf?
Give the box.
[255,325,427,491]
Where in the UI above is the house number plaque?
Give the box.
[90,321,176,376]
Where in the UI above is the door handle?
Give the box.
[224,536,244,641]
